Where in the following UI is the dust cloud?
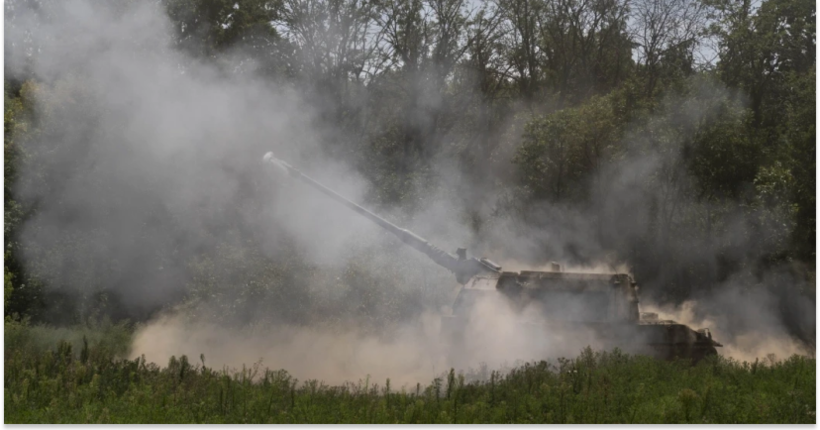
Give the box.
[130,292,609,386]
[643,298,813,364]
[131,312,448,387]
[6,0,813,384]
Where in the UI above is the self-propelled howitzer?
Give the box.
[263,152,501,284]
[262,152,722,363]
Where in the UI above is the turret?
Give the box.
[263,152,501,284]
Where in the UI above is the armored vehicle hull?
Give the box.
[440,316,719,363]
[441,270,721,363]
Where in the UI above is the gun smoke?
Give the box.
[6,0,814,386]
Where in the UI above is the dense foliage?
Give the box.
[4,0,814,331]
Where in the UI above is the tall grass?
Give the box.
[4,323,815,424]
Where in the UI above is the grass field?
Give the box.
[4,321,816,424]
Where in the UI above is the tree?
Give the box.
[540,0,634,105]
[782,65,815,262]
[4,81,40,321]
[276,0,390,162]
[4,254,14,317]
[494,0,545,101]
[709,0,815,263]
[631,0,708,97]
[165,0,281,60]
[515,88,632,202]
[710,0,816,129]
[377,0,478,164]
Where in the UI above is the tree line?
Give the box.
[3,0,815,345]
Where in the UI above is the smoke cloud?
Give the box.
[6,0,813,383]
[7,0,374,317]
[130,293,617,386]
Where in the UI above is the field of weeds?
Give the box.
[4,322,815,424]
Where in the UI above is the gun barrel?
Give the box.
[263,152,499,282]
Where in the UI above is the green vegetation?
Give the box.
[4,0,814,329]
[5,327,815,424]
[3,0,815,423]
